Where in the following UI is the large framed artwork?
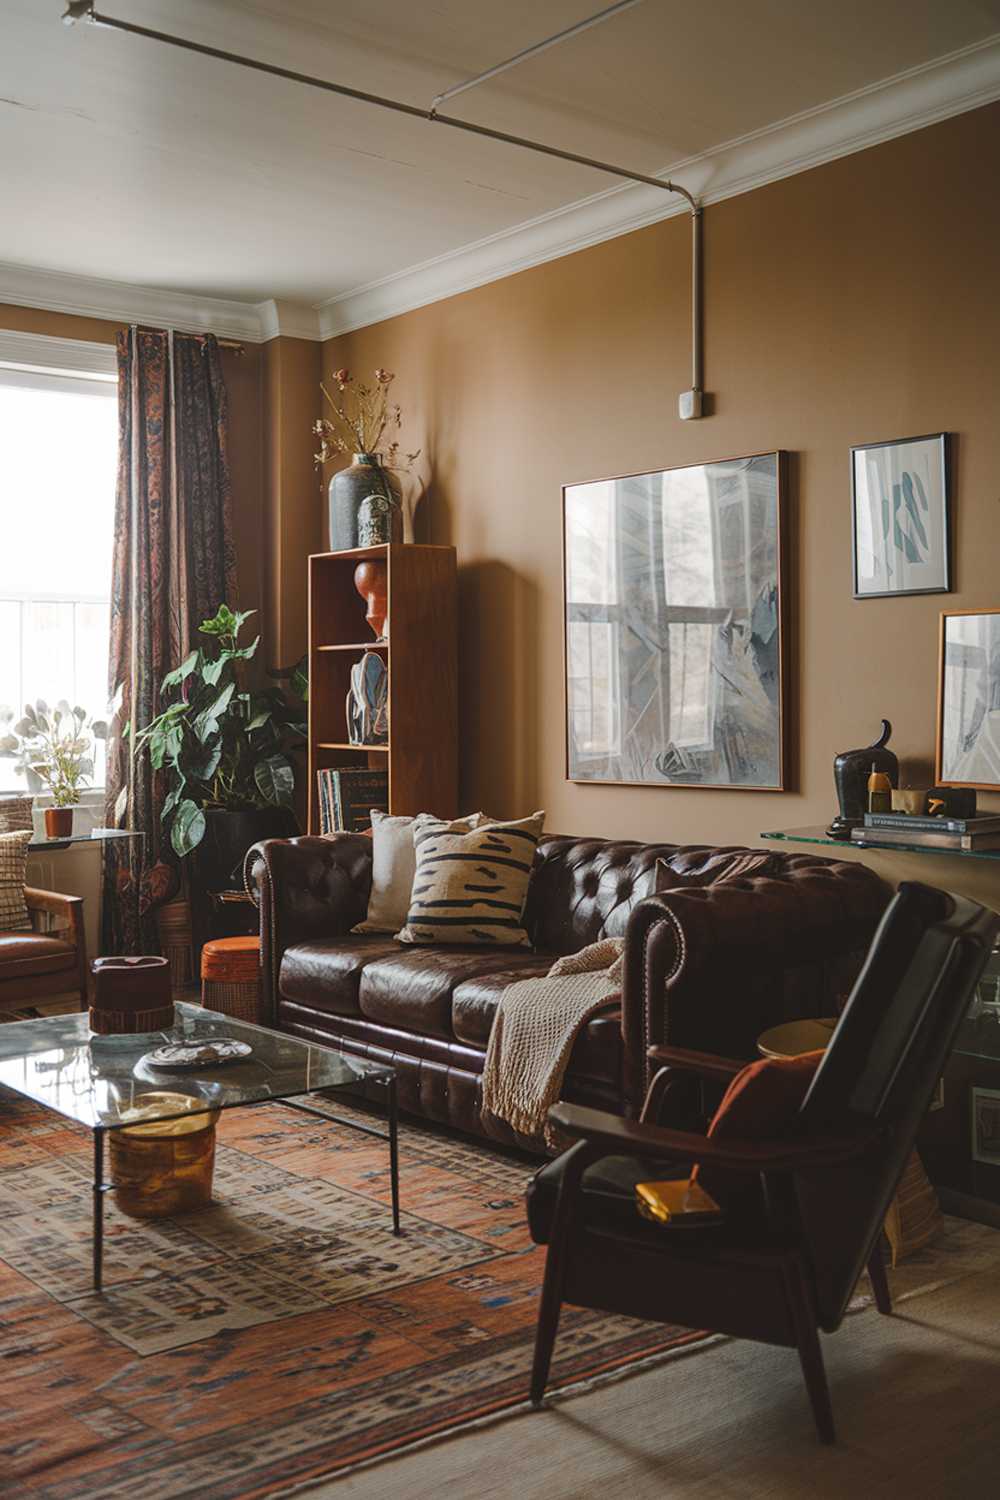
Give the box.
[937,609,1000,789]
[563,452,786,791]
[851,432,949,599]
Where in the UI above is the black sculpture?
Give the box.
[828,720,899,839]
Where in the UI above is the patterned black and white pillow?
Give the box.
[0,829,34,933]
[396,812,545,947]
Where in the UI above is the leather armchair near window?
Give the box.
[0,888,88,1018]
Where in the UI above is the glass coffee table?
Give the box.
[0,1002,399,1292]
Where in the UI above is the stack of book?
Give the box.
[852,812,1000,852]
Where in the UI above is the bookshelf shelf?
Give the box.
[308,544,457,832]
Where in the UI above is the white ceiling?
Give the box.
[2,0,1000,335]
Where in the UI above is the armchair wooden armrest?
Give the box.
[548,1101,880,1175]
[645,1045,746,1083]
[25,887,85,920]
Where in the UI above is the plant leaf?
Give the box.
[254,753,295,808]
[193,682,235,742]
[161,650,199,693]
[170,799,206,858]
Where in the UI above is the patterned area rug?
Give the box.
[0,1088,707,1497]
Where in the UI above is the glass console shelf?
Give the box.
[28,828,142,853]
[761,826,1000,863]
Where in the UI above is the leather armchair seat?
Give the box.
[248,832,891,1150]
[0,888,88,1016]
[0,933,78,979]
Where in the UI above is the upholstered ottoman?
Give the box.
[200,935,261,1023]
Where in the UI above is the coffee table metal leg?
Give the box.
[93,1128,105,1293]
[387,1076,400,1235]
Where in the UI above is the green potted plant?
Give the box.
[0,701,107,838]
[130,604,307,885]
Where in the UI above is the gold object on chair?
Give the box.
[110,1093,219,1219]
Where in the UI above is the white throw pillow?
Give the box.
[353,810,488,935]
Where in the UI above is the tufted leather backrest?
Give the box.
[523,835,877,956]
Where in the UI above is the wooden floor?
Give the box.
[309,1235,1000,1500]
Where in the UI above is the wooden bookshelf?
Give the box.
[308,544,458,833]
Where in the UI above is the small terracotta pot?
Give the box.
[354,558,389,640]
[43,806,74,838]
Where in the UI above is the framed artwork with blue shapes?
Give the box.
[851,432,950,599]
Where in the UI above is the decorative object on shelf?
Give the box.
[851,432,949,599]
[89,954,174,1035]
[109,1093,220,1219]
[358,493,395,548]
[827,719,899,840]
[937,609,1000,789]
[867,765,893,814]
[200,934,261,1023]
[0,701,107,839]
[314,367,420,549]
[0,795,34,834]
[129,604,306,859]
[564,452,786,790]
[890,788,928,815]
[970,1084,1000,1166]
[346,651,389,746]
[926,784,977,819]
[316,767,388,834]
[354,557,389,639]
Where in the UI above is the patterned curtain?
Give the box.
[102,328,238,954]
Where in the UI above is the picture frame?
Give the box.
[562,451,786,792]
[851,432,949,599]
[970,1084,1000,1167]
[936,608,1000,789]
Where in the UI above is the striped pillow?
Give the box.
[397,812,545,947]
[0,829,33,933]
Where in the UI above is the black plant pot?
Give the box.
[194,807,299,893]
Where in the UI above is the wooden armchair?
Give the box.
[0,888,88,1017]
[526,882,999,1443]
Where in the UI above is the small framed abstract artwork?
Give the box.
[563,451,786,791]
[851,432,949,598]
[971,1085,1000,1167]
[936,608,1000,789]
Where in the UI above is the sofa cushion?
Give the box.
[359,947,551,1040]
[279,936,401,1015]
[450,956,555,1047]
[0,933,76,980]
[0,830,33,934]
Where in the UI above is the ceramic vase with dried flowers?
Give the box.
[314,367,420,550]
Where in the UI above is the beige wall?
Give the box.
[262,336,323,668]
[321,103,1000,854]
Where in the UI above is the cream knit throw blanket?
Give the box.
[481,938,624,1145]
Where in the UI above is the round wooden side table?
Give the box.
[756,1015,942,1266]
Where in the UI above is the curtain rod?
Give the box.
[64,2,703,414]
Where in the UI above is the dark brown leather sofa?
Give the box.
[248,833,888,1146]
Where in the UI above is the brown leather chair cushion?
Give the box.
[359,947,557,1040]
[0,933,77,980]
[279,936,400,1015]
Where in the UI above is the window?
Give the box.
[0,332,118,792]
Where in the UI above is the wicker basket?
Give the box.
[0,795,34,834]
[200,935,261,1023]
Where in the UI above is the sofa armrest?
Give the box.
[246,834,373,1025]
[621,863,889,1115]
[24,887,88,1001]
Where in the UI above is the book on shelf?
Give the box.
[317,768,388,834]
[863,812,1000,835]
[852,824,1000,852]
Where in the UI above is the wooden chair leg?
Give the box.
[529,1144,590,1408]
[867,1238,892,1315]
[784,1259,836,1444]
[530,1242,565,1407]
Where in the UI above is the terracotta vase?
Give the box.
[43,806,74,838]
[354,559,388,640]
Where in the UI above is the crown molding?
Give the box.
[0,262,323,343]
[318,33,1000,338]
